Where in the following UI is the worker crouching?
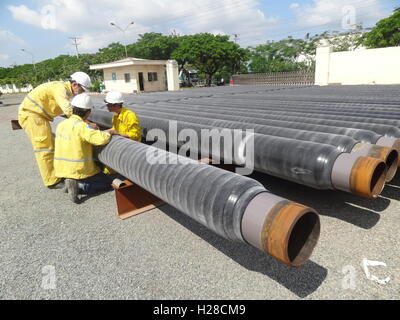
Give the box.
[54,93,117,203]
[103,91,141,175]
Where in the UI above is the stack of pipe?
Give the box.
[88,85,400,199]
[51,117,320,267]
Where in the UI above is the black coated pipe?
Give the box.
[88,109,388,198]
[118,108,398,181]
[151,100,400,138]
[116,103,400,151]
[51,117,320,267]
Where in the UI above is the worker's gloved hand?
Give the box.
[106,129,117,135]
[105,129,128,138]
[86,121,99,130]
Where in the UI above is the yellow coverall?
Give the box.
[54,115,111,180]
[104,107,141,175]
[18,81,73,186]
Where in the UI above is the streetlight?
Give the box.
[21,48,37,81]
[110,21,134,58]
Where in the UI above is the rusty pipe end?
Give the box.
[351,144,398,182]
[241,193,320,267]
[332,153,387,198]
[350,157,387,198]
[382,148,399,181]
[376,137,400,167]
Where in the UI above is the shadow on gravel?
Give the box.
[379,171,400,201]
[160,205,327,298]
[77,190,112,204]
[251,172,385,230]
[0,103,20,107]
[380,185,400,201]
[388,171,400,187]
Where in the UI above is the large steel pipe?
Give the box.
[132,109,399,181]
[116,103,400,152]
[198,107,400,130]
[89,110,388,198]
[163,100,400,137]
[201,98,400,111]
[182,98,400,122]
[210,92,400,105]
[192,97,400,114]
[51,117,320,267]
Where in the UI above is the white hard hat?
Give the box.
[71,93,93,110]
[105,91,124,104]
[70,72,92,92]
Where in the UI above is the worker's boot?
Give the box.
[66,179,79,203]
[47,180,65,190]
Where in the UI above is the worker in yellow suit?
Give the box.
[18,72,92,189]
[54,93,116,203]
[103,91,141,175]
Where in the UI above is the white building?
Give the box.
[90,58,180,93]
[315,45,400,85]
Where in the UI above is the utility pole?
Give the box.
[232,33,240,44]
[69,37,81,58]
[231,34,240,78]
[21,49,37,81]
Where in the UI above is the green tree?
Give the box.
[248,37,310,73]
[172,33,248,86]
[361,7,400,48]
[247,31,364,74]
[129,32,181,60]
[94,43,126,63]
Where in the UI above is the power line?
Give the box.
[155,0,390,43]
[151,0,254,26]
[156,0,380,36]
[238,2,395,46]
[143,0,256,35]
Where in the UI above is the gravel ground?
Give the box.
[0,93,399,300]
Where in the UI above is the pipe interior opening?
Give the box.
[287,212,320,266]
[370,162,387,197]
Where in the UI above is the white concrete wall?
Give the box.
[104,65,167,93]
[166,60,180,91]
[315,46,400,85]
[0,84,33,93]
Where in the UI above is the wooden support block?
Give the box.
[112,179,164,220]
[11,120,22,130]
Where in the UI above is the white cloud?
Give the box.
[0,54,10,62]
[0,29,28,67]
[78,24,152,51]
[290,0,388,29]
[290,3,300,10]
[7,0,279,51]
[0,29,27,47]
[7,5,44,29]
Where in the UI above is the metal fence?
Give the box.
[232,71,315,85]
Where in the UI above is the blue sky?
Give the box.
[0,0,397,67]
